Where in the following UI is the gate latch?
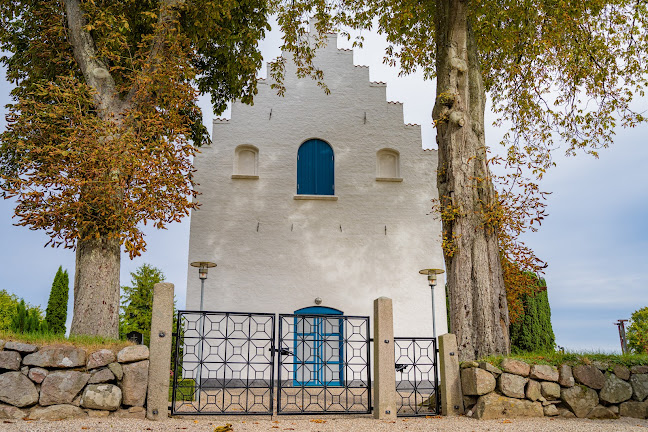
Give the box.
[395,363,408,373]
[270,348,294,356]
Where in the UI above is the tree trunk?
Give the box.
[69,236,121,338]
[433,0,510,361]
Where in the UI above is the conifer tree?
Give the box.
[509,279,555,353]
[120,264,165,346]
[45,266,69,334]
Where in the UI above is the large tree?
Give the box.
[45,266,70,334]
[0,0,269,337]
[275,0,647,359]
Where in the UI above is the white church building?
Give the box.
[186,31,447,339]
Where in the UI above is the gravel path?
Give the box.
[1,416,647,432]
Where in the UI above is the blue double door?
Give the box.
[294,306,344,386]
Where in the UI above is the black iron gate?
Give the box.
[276,314,372,414]
[394,337,440,416]
[171,311,276,415]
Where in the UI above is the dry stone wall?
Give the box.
[0,340,149,421]
[461,359,648,420]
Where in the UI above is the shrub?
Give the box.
[45,266,70,334]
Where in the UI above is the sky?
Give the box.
[0,23,646,352]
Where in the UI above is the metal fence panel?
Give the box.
[277,314,372,414]
[171,311,275,415]
[394,337,439,416]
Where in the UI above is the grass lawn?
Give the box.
[0,329,133,353]
[479,350,648,368]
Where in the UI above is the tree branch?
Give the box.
[64,0,121,116]
[123,0,185,106]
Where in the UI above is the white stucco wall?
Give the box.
[187,32,447,338]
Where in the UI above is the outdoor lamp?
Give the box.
[419,268,445,338]
[190,261,216,311]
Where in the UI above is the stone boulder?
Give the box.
[561,385,599,418]
[120,360,149,406]
[592,361,610,371]
[526,380,542,401]
[81,384,122,411]
[530,365,559,382]
[600,373,633,404]
[558,364,575,387]
[631,366,648,374]
[499,373,527,399]
[573,365,606,390]
[541,382,561,400]
[23,346,86,368]
[461,367,496,396]
[29,404,86,420]
[4,342,38,354]
[619,401,648,419]
[587,405,617,419]
[87,349,117,370]
[630,373,648,401]
[27,367,48,384]
[108,362,123,380]
[0,351,21,371]
[117,345,149,363]
[461,361,479,369]
[39,370,90,406]
[0,404,26,420]
[544,404,559,416]
[472,392,543,419]
[88,368,116,384]
[479,362,502,377]
[0,372,39,407]
[500,358,530,377]
[613,365,631,381]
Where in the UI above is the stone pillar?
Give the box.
[438,333,464,416]
[146,282,175,420]
[373,297,397,420]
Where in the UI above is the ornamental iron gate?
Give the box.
[277,314,372,414]
[171,311,276,415]
[394,337,440,416]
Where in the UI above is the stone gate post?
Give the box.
[438,333,464,416]
[146,282,175,420]
[373,297,397,419]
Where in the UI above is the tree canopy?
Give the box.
[0,0,270,256]
[627,306,648,354]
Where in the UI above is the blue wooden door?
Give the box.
[297,139,334,195]
[294,306,344,387]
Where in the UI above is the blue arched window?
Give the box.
[297,139,334,195]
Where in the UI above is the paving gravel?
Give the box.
[1,416,648,432]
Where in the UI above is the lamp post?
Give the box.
[419,268,445,338]
[190,261,217,311]
[189,261,216,397]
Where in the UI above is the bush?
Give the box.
[509,279,555,353]
[45,266,69,334]
[10,299,48,334]
[627,307,648,354]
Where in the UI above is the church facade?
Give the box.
[186,31,447,338]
